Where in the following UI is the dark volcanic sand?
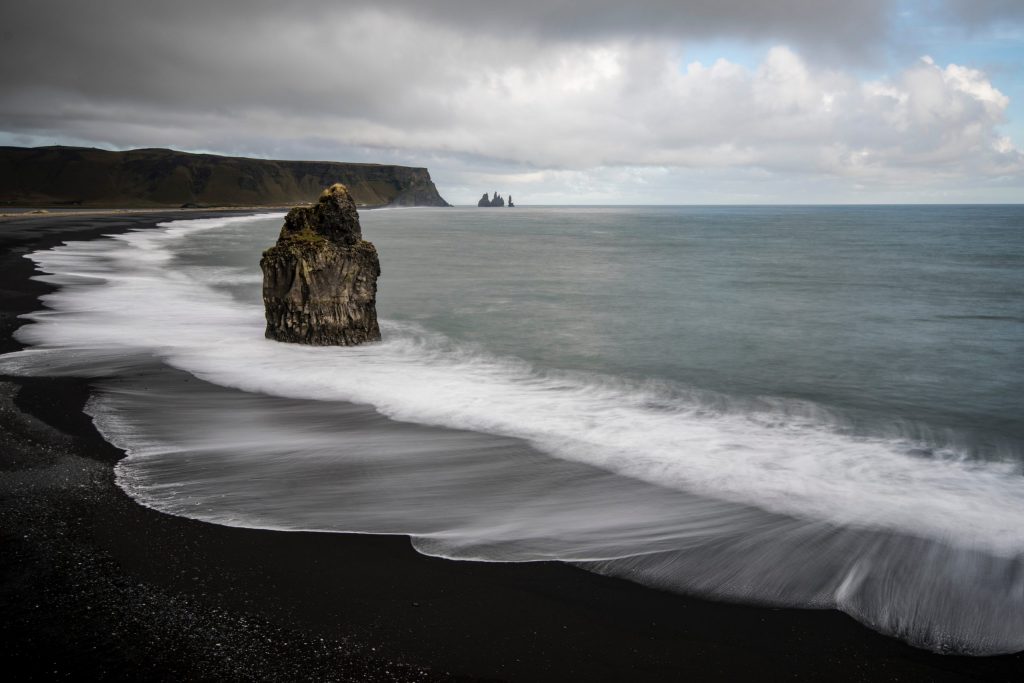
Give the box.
[1,212,1021,681]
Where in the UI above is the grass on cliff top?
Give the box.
[263,231,378,261]
[281,226,327,246]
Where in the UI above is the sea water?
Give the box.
[2,205,1022,653]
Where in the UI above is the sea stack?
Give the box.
[260,184,381,345]
[477,191,507,207]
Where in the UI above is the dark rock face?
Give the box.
[279,187,362,246]
[0,145,449,208]
[508,195,515,207]
[478,191,508,207]
[261,184,381,345]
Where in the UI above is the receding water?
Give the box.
[2,205,1023,654]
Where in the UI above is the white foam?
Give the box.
[2,214,1023,559]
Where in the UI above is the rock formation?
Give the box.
[508,195,515,207]
[478,191,508,207]
[260,184,381,345]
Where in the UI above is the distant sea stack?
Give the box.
[260,184,381,346]
[478,191,512,207]
[0,146,449,208]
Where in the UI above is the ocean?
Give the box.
[2,205,1022,654]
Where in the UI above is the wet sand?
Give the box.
[1,211,1021,681]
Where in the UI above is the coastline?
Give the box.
[1,212,1021,681]
[0,204,389,222]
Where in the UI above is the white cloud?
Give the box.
[0,5,1020,203]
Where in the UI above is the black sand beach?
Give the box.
[2,212,1022,681]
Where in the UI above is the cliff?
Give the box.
[260,184,381,346]
[0,146,449,208]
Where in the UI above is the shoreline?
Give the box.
[1,211,1021,680]
[0,206,291,221]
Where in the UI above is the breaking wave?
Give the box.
[1,214,1022,655]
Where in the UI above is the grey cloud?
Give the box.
[0,1,1021,203]
[0,0,890,133]
[940,0,1024,26]
[388,0,890,53]
[0,1,892,112]
[5,1,892,51]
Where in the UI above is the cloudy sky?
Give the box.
[2,1,1023,204]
